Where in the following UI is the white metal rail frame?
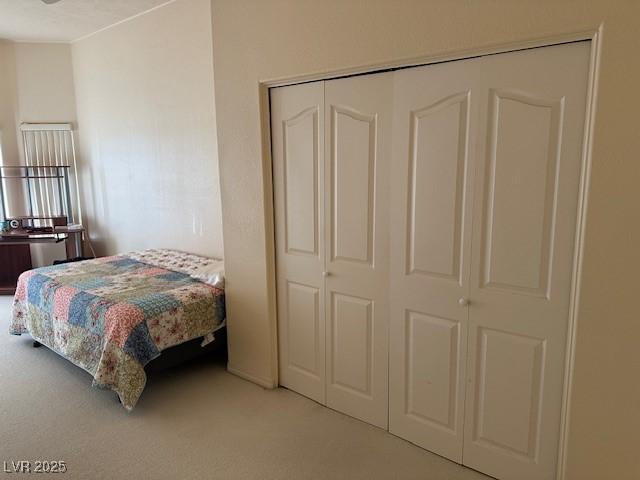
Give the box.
[19,122,82,226]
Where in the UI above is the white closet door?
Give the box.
[388,57,482,461]
[272,82,326,403]
[324,72,393,429]
[463,42,591,480]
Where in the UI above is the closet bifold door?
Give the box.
[463,42,591,480]
[272,82,326,404]
[323,73,392,429]
[388,57,482,462]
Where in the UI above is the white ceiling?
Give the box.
[0,0,174,43]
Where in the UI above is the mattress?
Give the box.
[9,249,225,410]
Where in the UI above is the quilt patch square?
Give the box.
[107,258,140,269]
[68,291,99,328]
[124,322,160,365]
[129,292,181,319]
[53,285,78,322]
[155,271,191,282]
[85,297,114,335]
[104,303,145,346]
[71,277,111,291]
[27,274,50,307]
[41,279,59,311]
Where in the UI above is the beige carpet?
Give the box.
[0,295,489,480]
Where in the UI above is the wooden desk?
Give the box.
[0,244,32,295]
[0,231,69,295]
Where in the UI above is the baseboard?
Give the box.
[227,364,277,389]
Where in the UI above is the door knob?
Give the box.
[458,297,470,307]
[322,271,330,277]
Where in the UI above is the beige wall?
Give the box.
[14,42,77,126]
[0,41,76,164]
[210,1,640,478]
[71,0,223,258]
[0,40,20,166]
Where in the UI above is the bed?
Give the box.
[9,249,225,411]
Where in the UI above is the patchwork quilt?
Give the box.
[9,251,225,411]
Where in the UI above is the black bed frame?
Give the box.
[32,327,228,374]
[147,327,227,373]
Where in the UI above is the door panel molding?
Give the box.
[330,104,377,267]
[404,310,461,433]
[406,91,470,284]
[286,281,321,378]
[283,106,320,257]
[480,89,564,299]
[329,291,374,398]
[472,327,546,462]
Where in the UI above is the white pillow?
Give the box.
[190,260,225,288]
